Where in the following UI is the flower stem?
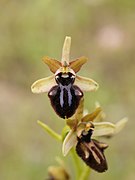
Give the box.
[37,120,62,141]
[79,165,91,180]
[71,148,82,180]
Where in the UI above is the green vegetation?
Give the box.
[0,0,135,179]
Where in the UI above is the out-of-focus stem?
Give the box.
[71,148,82,180]
[37,120,62,141]
[79,165,90,180]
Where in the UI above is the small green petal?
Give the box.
[62,130,77,156]
[93,118,128,137]
[66,119,77,129]
[74,75,99,92]
[76,123,86,137]
[76,122,94,137]
[93,111,106,122]
[81,107,102,122]
[93,122,116,137]
[94,102,106,122]
[74,97,84,122]
[115,117,128,134]
[61,125,70,141]
[31,75,56,93]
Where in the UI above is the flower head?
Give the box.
[76,123,108,173]
[62,100,128,172]
[31,37,99,119]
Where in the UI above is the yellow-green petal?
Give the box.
[74,97,84,122]
[61,125,70,141]
[62,130,77,156]
[74,75,99,92]
[115,117,128,134]
[76,121,94,138]
[66,119,77,129]
[93,122,116,137]
[94,102,106,122]
[81,107,102,122]
[31,75,56,93]
[93,118,128,137]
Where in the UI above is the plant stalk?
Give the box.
[37,120,62,141]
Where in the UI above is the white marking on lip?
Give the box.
[62,74,69,78]
[75,89,82,96]
[85,150,90,159]
[60,88,64,107]
[49,91,53,96]
[68,88,72,106]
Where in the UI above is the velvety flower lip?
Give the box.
[31,36,99,94]
[76,134,108,173]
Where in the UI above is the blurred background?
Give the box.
[0,0,135,179]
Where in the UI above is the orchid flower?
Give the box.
[31,37,98,94]
[62,101,128,156]
[31,37,99,119]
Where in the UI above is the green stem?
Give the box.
[37,120,62,141]
[71,148,82,180]
[79,165,91,180]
